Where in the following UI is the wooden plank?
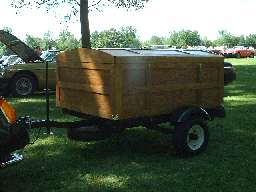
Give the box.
[122,93,148,119]
[113,57,123,118]
[122,68,146,92]
[150,67,197,86]
[122,83,221,94]
[58,67,111,86]
[151,90,197,115]
[145,63,152,115]
[57,81,110,95]
[201,88,223,107]
[59,63,113,70]
[57,48,114,65]
[58,87,113,119]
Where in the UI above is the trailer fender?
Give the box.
[175,107,210,123]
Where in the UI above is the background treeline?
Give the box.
[1,26,256,56]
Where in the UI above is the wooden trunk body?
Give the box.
[56,48,224,120]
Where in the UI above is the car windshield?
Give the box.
[2,55,20,66]
[41,51,59,62]
[0,56,8,63]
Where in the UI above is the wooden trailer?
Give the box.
[56,48,225,156]
[56,49,224,119]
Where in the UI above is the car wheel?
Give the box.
[11,74,37,96]
[249,54,254,58]
[172,118,209,157]
[236,53,241,59]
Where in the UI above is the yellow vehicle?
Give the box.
[0,30,58,96]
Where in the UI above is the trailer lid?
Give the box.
[99,48,222,57]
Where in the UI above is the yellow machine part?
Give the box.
[0,98,16,125]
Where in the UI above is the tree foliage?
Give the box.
[11,0,150,48]
[245,34,256,47]
[214,30,239,47]
[168,30,202,48]
[91,26,141,48]
[201,37,212,48]
[57,30,81,50]
[11,0,149,12]
[2,25,256,58]
[25,31,80,51]
[143,35,168,47]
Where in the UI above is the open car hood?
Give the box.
[0,30,43,63]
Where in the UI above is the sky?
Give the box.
[0,0,256,41]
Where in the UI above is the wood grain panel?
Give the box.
[57,48,224,120]
[58,87,113,119]
[57,48,114,65]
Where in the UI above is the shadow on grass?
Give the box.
[1,119,256,192]
[0,129,179,192]
[224,64,256,97]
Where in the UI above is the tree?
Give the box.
[41,31,58,50]
[25,34,43,49]
[91,26,141,48]
[245,34,256,48]
[215,30,239,47]
[57,30,81,50]
[168,30,202,48]
[201,37,212,48]
[11,0,150,48]
[25,32,58,50]
[238,35,246,46]
[144,35,168,46]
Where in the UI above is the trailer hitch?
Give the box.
[0,98,29,167]
[0,95,110,168]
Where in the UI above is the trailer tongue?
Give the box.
[0,98,29,167]
[0,97,119,167]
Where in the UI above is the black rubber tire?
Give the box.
[10,74,37,96]
[236,53,241,59]
[249,54,254,58]
[172,118,209,157]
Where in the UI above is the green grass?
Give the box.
[1,57,256,192]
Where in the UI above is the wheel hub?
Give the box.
[16,77,32,96]
[187,125,205,151]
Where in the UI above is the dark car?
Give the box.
[224,62,236,85]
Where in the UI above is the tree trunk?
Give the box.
[80,0,91,48]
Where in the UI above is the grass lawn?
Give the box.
[1,57,256,192]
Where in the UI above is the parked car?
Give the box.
[207,49,223,56]
[222,46,255,58]
[0,56,8,65]
[1,55,21,67]
[0,50,59,96]
[224,62,236,85]
[0,30,59,96]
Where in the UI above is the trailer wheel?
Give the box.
[173,118,209,156]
